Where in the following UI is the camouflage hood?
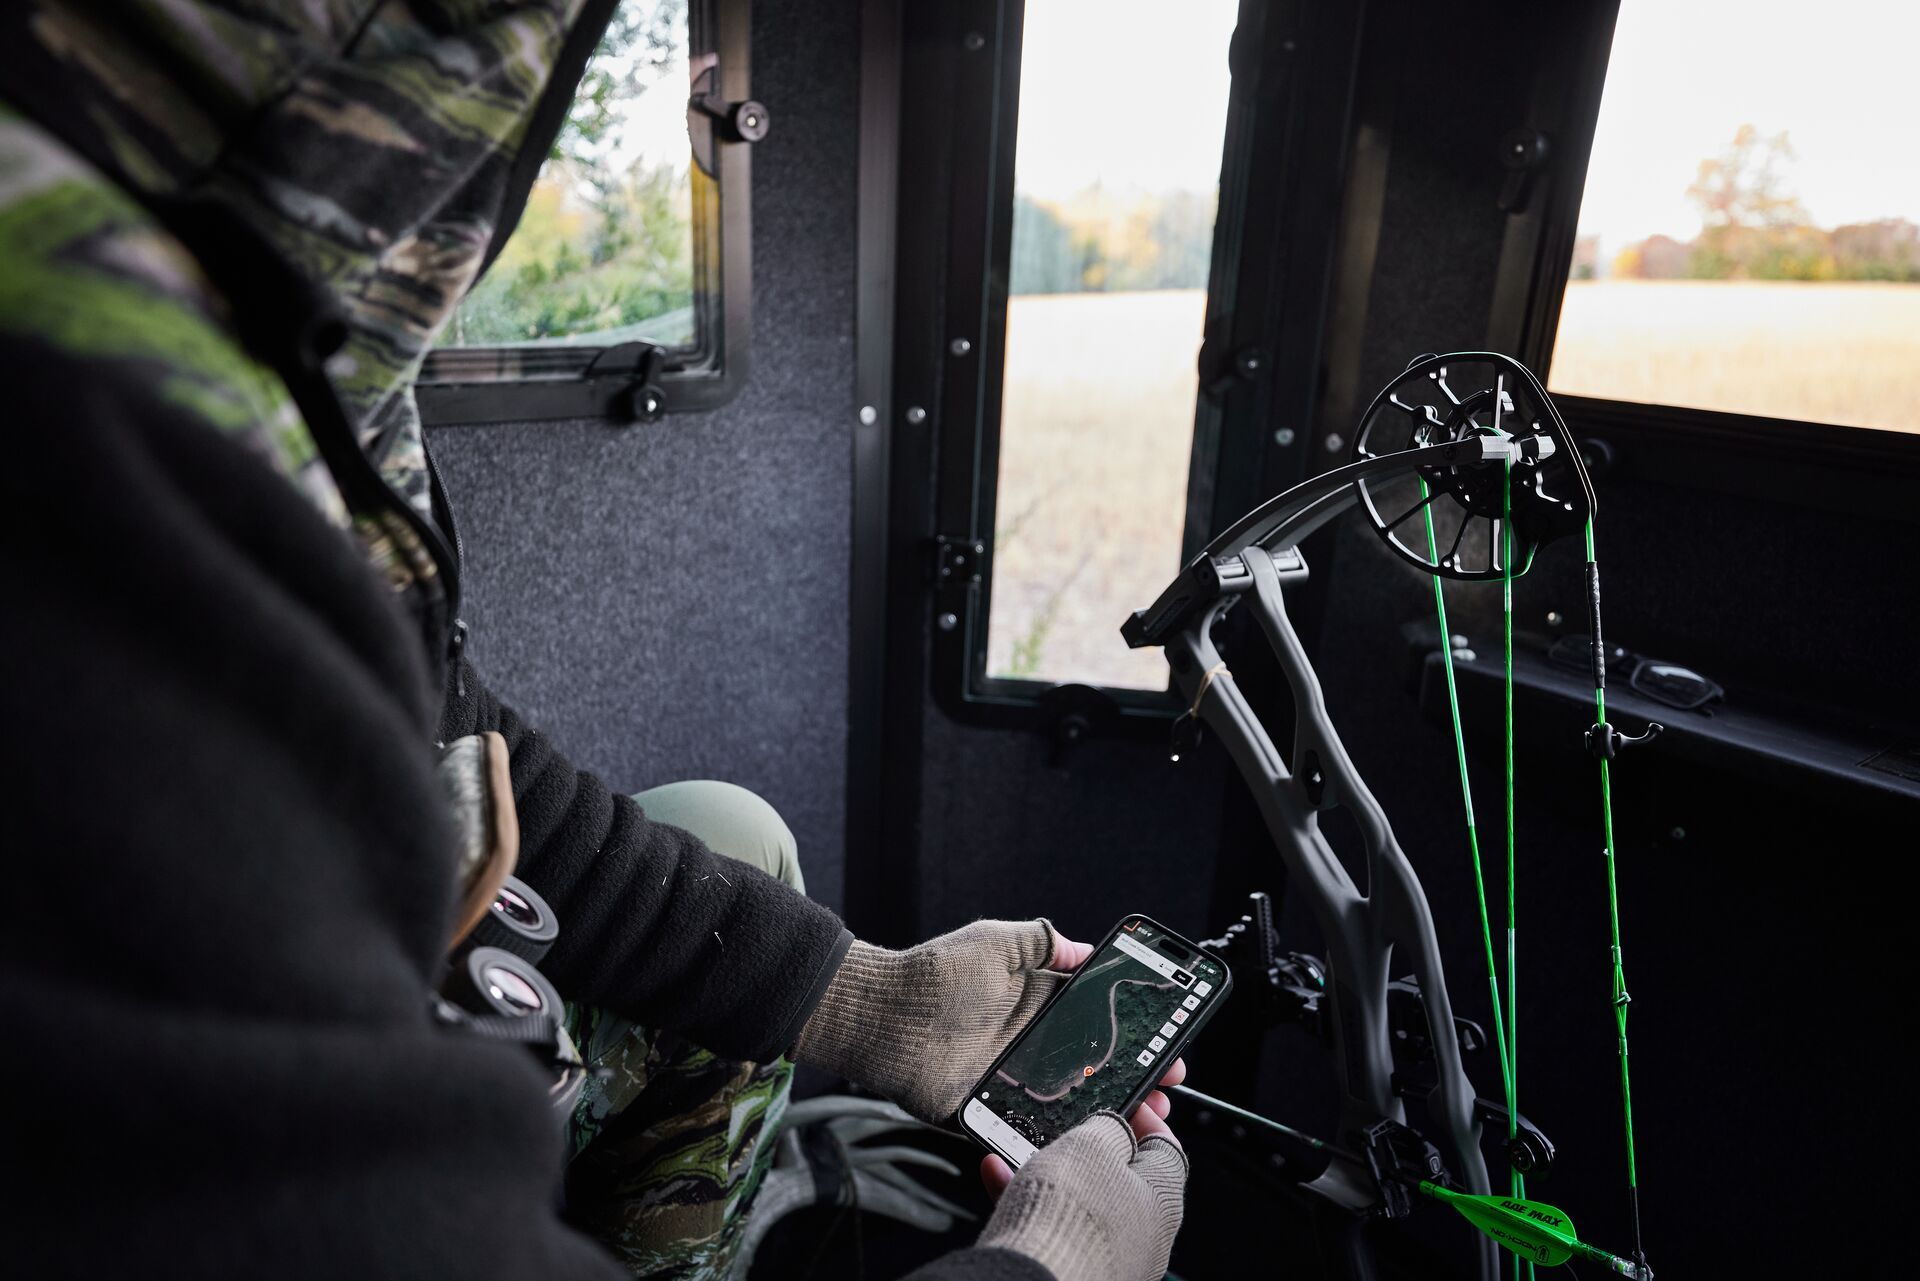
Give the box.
[0,0,614,511]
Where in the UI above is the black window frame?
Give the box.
[417,0,755,427]
[916,0,1364,731]
[1487,0,1920,511]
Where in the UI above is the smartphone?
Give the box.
[958,914,1231,1168]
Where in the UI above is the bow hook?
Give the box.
[1584,720,1663,761]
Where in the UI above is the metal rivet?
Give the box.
[905,406,927,425]
[858,405,877,425]
[1274,427,1296,447]
[1546,610,1564,626]
[962,31,986,51]
[937,612,959,631]
[1324,432,1344,453]
[1670,826,1686,841]
[949,337,973,357]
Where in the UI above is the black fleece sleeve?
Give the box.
[439,659,853,1061]
[1,339,626,1281]
[901,1248,1057,1281]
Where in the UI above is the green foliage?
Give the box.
[452,165,693,344]
[445,0,695,347]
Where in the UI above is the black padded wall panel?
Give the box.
[427,0,860,912]
[915,722,1229,949]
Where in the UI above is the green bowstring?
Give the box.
[1421,434,1647,1277]
[1418,478,1526,1281]
[1419,479,1512,1101]
[1587,518,1645,1269]
[1422,400,1529,1280]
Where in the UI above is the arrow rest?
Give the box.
[1361,1120,1448,1221]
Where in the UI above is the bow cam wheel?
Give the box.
[1351,353,1594,581]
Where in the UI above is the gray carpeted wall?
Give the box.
[426,0,860,913]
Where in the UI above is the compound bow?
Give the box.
[1124,352,1656,1281]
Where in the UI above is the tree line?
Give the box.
[1009,190,1216,296]
[1579,125,1920,284]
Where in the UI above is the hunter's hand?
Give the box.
[795,919,1163,1122]
[974,1111,1188,1281]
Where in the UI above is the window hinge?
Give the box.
[926,535,986,588]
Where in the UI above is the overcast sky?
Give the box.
[1576,0,1920,254]
[616,0,1916,252]
[1011,0,1240,204]
[1005,0,1919,249]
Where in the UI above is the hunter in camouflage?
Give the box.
[0,4,784,1278]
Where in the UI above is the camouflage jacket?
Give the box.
[0,0,610,680]
[0,0,854,1062]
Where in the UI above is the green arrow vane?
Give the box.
[1418,1183,1654,1281]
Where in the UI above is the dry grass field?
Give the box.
[986,281,1920,689]
[1550,280,1920,432]
[985,290,1204,690]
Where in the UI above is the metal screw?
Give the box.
[962,31,986,51]
[1274,427,1296,447]
[1546,610,1564,627]
[937,612,959,631]
[949,337,972,357]
[905,405,927,425]
[1324,432,1344,454]
[1669,826,1686,842]
[1450,633,1468,648]
[858,404,877,425]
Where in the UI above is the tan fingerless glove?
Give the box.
[792,919,1067,1121]
[978,1112,1188,1281]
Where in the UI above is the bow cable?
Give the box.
[1420,375,1532,1278]
[1499,390,1531,1281]
[1416,391,1530,1278]
[1419,390,1649,1278]
[1586,518,1647,1273]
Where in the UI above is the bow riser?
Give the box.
[1167,543,1495,1280]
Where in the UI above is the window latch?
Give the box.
[688,67,770,177]
[1498,127,1552,213]
[584,342,667,424]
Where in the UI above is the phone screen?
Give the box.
[961,916,1227,1166]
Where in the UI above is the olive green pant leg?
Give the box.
[563,782,804,1281]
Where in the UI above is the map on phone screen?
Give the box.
[966,918,1224,1160]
